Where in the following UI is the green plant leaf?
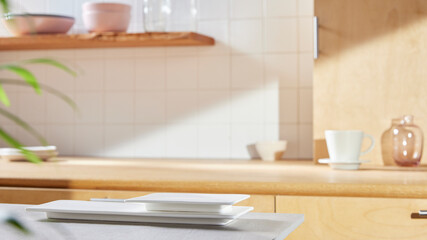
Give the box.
[0,65,41,94]
[23,58,77,77]
[0,127,41,163]
[0,78,78,111]
[0,0,10,14]
[0,108,47,146]
[5,217,30,235]
[0,84,10,106]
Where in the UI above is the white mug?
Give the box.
[325,130,375,162]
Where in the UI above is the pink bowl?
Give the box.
[83,2,131,12]
[2,14,75,36]
[83,11,130,33]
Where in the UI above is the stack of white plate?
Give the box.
[0,146,58,161]
[26,193,253,226]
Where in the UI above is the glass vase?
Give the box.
[393,115,424,167]
[381,118,402,166]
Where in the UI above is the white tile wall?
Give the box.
[230,20,263,54]
[231,0,264,19]
[135,92,166,124]
[134,124,166,158]
[265,0,297,17]
[264,18,297,53]
[0,0,314,159]
[231,55,263,89]
[198,56,230,89]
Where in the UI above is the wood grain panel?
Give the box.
[277,195,427,240]
[0,187,274,213]
[1,158,427,198]
[314,0,427,164]
[235,195,275,213]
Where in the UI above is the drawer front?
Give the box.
[276,195,427,240]
[0,187,274,213]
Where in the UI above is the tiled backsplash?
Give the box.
[0,0,313,159]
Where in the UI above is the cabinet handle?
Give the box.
[313,16,319,59]
[411,212,427,219]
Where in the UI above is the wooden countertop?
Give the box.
[1,157,427,199]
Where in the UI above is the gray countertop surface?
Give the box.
[0,204,304,240]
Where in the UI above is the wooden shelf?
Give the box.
[0,32,215,51]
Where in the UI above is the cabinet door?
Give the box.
[313,0,427,164]
[276,195,427,240]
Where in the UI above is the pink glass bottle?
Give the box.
[392,115,424,167]
[381,118,402,166]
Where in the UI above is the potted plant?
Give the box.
[0,0,76,163]
[0,0,77,234]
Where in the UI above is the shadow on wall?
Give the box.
[0,48,300,160]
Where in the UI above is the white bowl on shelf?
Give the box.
[255,141,287,161]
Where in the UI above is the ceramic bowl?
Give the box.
[2,14,74,36]
[82,2,131,33]
[83,2,131,12]
[83,11,130,33]
[255,141,287,161]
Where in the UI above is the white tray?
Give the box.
[125,193,250,213]
[26,200,253,226]
[126,193,250,205]
[45,212,235,226]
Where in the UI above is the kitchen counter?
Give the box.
[0,157,427,198]
[2,204,304,240]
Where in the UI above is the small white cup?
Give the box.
[325,130,375,163]
[255,141,287,161]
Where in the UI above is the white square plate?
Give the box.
[125,193,250,213]
[125,193,250,205]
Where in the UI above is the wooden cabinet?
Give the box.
[276,195,427,240]
[313,0,427,164]
[0,187,275,213]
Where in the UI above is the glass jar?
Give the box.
[393,115,424,167]
[143,0,171,32]
[142,0,196,32]
[381,118,402,166]
[168,0,197,31]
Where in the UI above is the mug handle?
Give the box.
[360,134,375,156]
